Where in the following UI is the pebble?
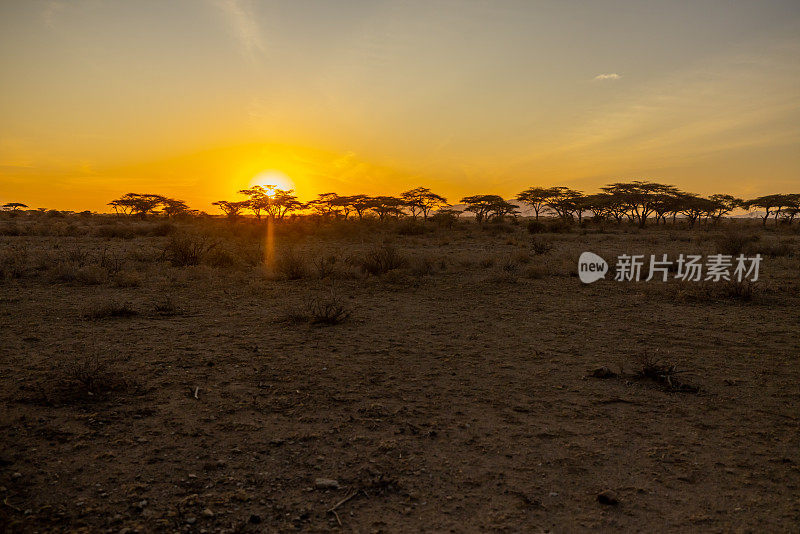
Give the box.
[597,489,619,505]
[201,508,214,518]
[314,478,340,490]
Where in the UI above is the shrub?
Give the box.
[526,220,546,234]
[286,292,352,325]
[530,237,553,255]
[205,246,239,268]
[747,239,793,258]
[163,233,215,267]
[275,249,308,279]
[84,300,138,320]
[396,220,427,236]
[546,219,572,233]
[312,254,338,279]
[96,224,134,239]
[0,244,27,279]
[358,245,406,275]
[153,295,181,316]
[407,256,435,276]
[715,232,758,256]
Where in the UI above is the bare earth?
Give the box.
[1,217,799,532]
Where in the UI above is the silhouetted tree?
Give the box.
[544,187,584,221]
[239,186,270,219]
[307,193,341,217]
[162,198,191,217]
[744,194,788,226]
[367,196,405,221]
[707,194,743,223]
[401,187,448,220]
[460,195,518,223]
[108,193,166,219]
[516,187,555,220]
[2,202,28,211]
[212,200,249,220]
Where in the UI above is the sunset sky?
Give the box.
[1,0,799,213]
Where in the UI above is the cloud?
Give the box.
[212,0,265,58]
[594,73,621,81]
[42,1,66,28]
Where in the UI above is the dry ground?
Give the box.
[1,216,799,532]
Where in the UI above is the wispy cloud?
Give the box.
[212,0,265,58]
[594,73,621,81]
[42,1,66,28]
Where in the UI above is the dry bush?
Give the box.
[312,254,338,279]
[0,243,28,280]
[546,219,572,233]
[163,232,215,267]
[286,291,352,325]
[357,245,407,275]
[530,237,553,255]
[486,256,520,283]
[205,246,240,268]
[153,295,181,316]
[98,247,125,274]
[83,299,138,320]
[396,220,427,236]
[28,345,138,405]
[526,219,547,234]
[511,250,532,264]
[113,270,142,288]
[523,264,547,279]
[715,232,759,256]
[747,239,793,258]
[629,351,700,393]
[478,256,495,268]
[671,279,757,302]
[407,256,435,276]
[96,224,135,239]
[275,248,309,279]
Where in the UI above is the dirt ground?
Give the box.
[1,216,799,532]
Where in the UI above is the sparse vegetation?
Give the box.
[357,244,407,275]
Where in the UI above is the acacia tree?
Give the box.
[544,187,584,220]
[270,189,303,219]
[401,187,448,220]
[212,200,249,220]
[162,198,191,217]
[108,193,166,219]
[238,186,270,219]
[306,193,342,217]
[600,181,678,228]
[516,187,554,220]
[744,194,787,226]
[367,196,405,221]
[2,202,28,212]
[460,195,518,223]
[346,194,371,220]
[707,194,743,223]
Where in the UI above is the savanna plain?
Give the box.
[1,214,799,533]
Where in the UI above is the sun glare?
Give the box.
[249,170,295,193]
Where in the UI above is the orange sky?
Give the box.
[1,1,798,213]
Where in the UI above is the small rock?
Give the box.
[201,508,214,518]
[186,516,197,524]
[590,367,617,379]
[597,489,619,505]
[248,514,262,524]
[11,472,22,480]
[314,478,340,490]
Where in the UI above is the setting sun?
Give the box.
[249,170,295,193]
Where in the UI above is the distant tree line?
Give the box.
[4,181,799,227]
